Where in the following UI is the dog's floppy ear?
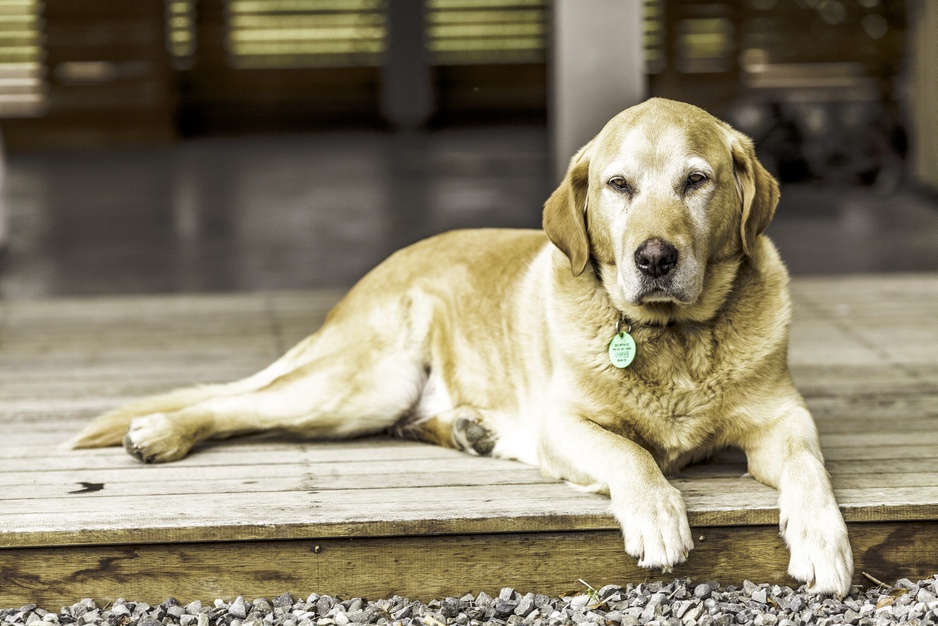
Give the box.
[543,142,593,276]
[727,130,780,257]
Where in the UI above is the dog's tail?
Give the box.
[61,384,229,449]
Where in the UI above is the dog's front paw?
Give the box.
[123,414,194,463]
[781,501,854,596]
[611,481,694,571]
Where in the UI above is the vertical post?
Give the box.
[550,0,647,183]
[908,0,938,191]
[381,0,434,130]
[0,130,6,254]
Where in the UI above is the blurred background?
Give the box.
[0,0,935,298]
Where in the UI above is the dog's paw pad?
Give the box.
[453,418,496,456]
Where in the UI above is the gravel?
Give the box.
[3,576,937,626]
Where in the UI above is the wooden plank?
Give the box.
[0,522,934,608]
[2,475,935,551]
[2,462,934,503]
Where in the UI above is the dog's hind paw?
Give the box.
[452,417,496,456]
[123,413,195,463]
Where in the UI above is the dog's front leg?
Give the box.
[540,407,694,571]
[743,396,854,596]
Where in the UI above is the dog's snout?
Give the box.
[635,238,679,278]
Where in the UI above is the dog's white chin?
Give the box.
[638,291,689,305]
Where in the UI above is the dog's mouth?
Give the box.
[634,283,694,306]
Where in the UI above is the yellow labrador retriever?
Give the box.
[68,98,853,595]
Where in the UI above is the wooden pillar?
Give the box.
[550,0,646,183]
[908,0,938,191]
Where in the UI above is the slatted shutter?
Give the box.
[166,0,197,69]
[426,0,546,65]
[223,0,386,69]
[0,0,46,117]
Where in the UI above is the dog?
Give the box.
[67,98,854,595]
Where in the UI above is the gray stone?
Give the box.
[751,590,767,605]
[599,586,622,600]
[788,597,805,613]
[391,605,411,621]
[641,602,662,622]
[273,595,293,609]
[475,593,493,610]
[682,604,704,625]
[499,589,516,602]
[694,586,713,601]
[673,602,691,619]
[186,602,204,616]
[440,599,459,619]
[228,599,248,620]
[180,616,198,626]
[568,595,590,608]
[513,598,535,618]
[494,599,518,616]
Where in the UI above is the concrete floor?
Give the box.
[1,128,937,299]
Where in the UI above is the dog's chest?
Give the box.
[602,329,742,462]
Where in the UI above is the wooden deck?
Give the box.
[1,275,937,607]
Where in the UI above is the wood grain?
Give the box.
[1,277,937,605]
[1,522,934,609]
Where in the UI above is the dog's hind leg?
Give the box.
[120,347,427,463]
[62,332,333,450]
[396,407,497,457]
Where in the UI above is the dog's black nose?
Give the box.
[635,238,679,278]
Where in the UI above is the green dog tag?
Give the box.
[608,331,636,368]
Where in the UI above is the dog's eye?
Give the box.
[685,172,708,189]
[608,177,634,195]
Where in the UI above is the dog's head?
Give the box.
[544,98,779,325]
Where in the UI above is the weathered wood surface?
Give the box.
[4,523,936,607]
[0,274,936,605]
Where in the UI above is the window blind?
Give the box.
[0,0,46,117]
[166,0,196,69]
[225,0,387,69]
[426,0,547,65]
